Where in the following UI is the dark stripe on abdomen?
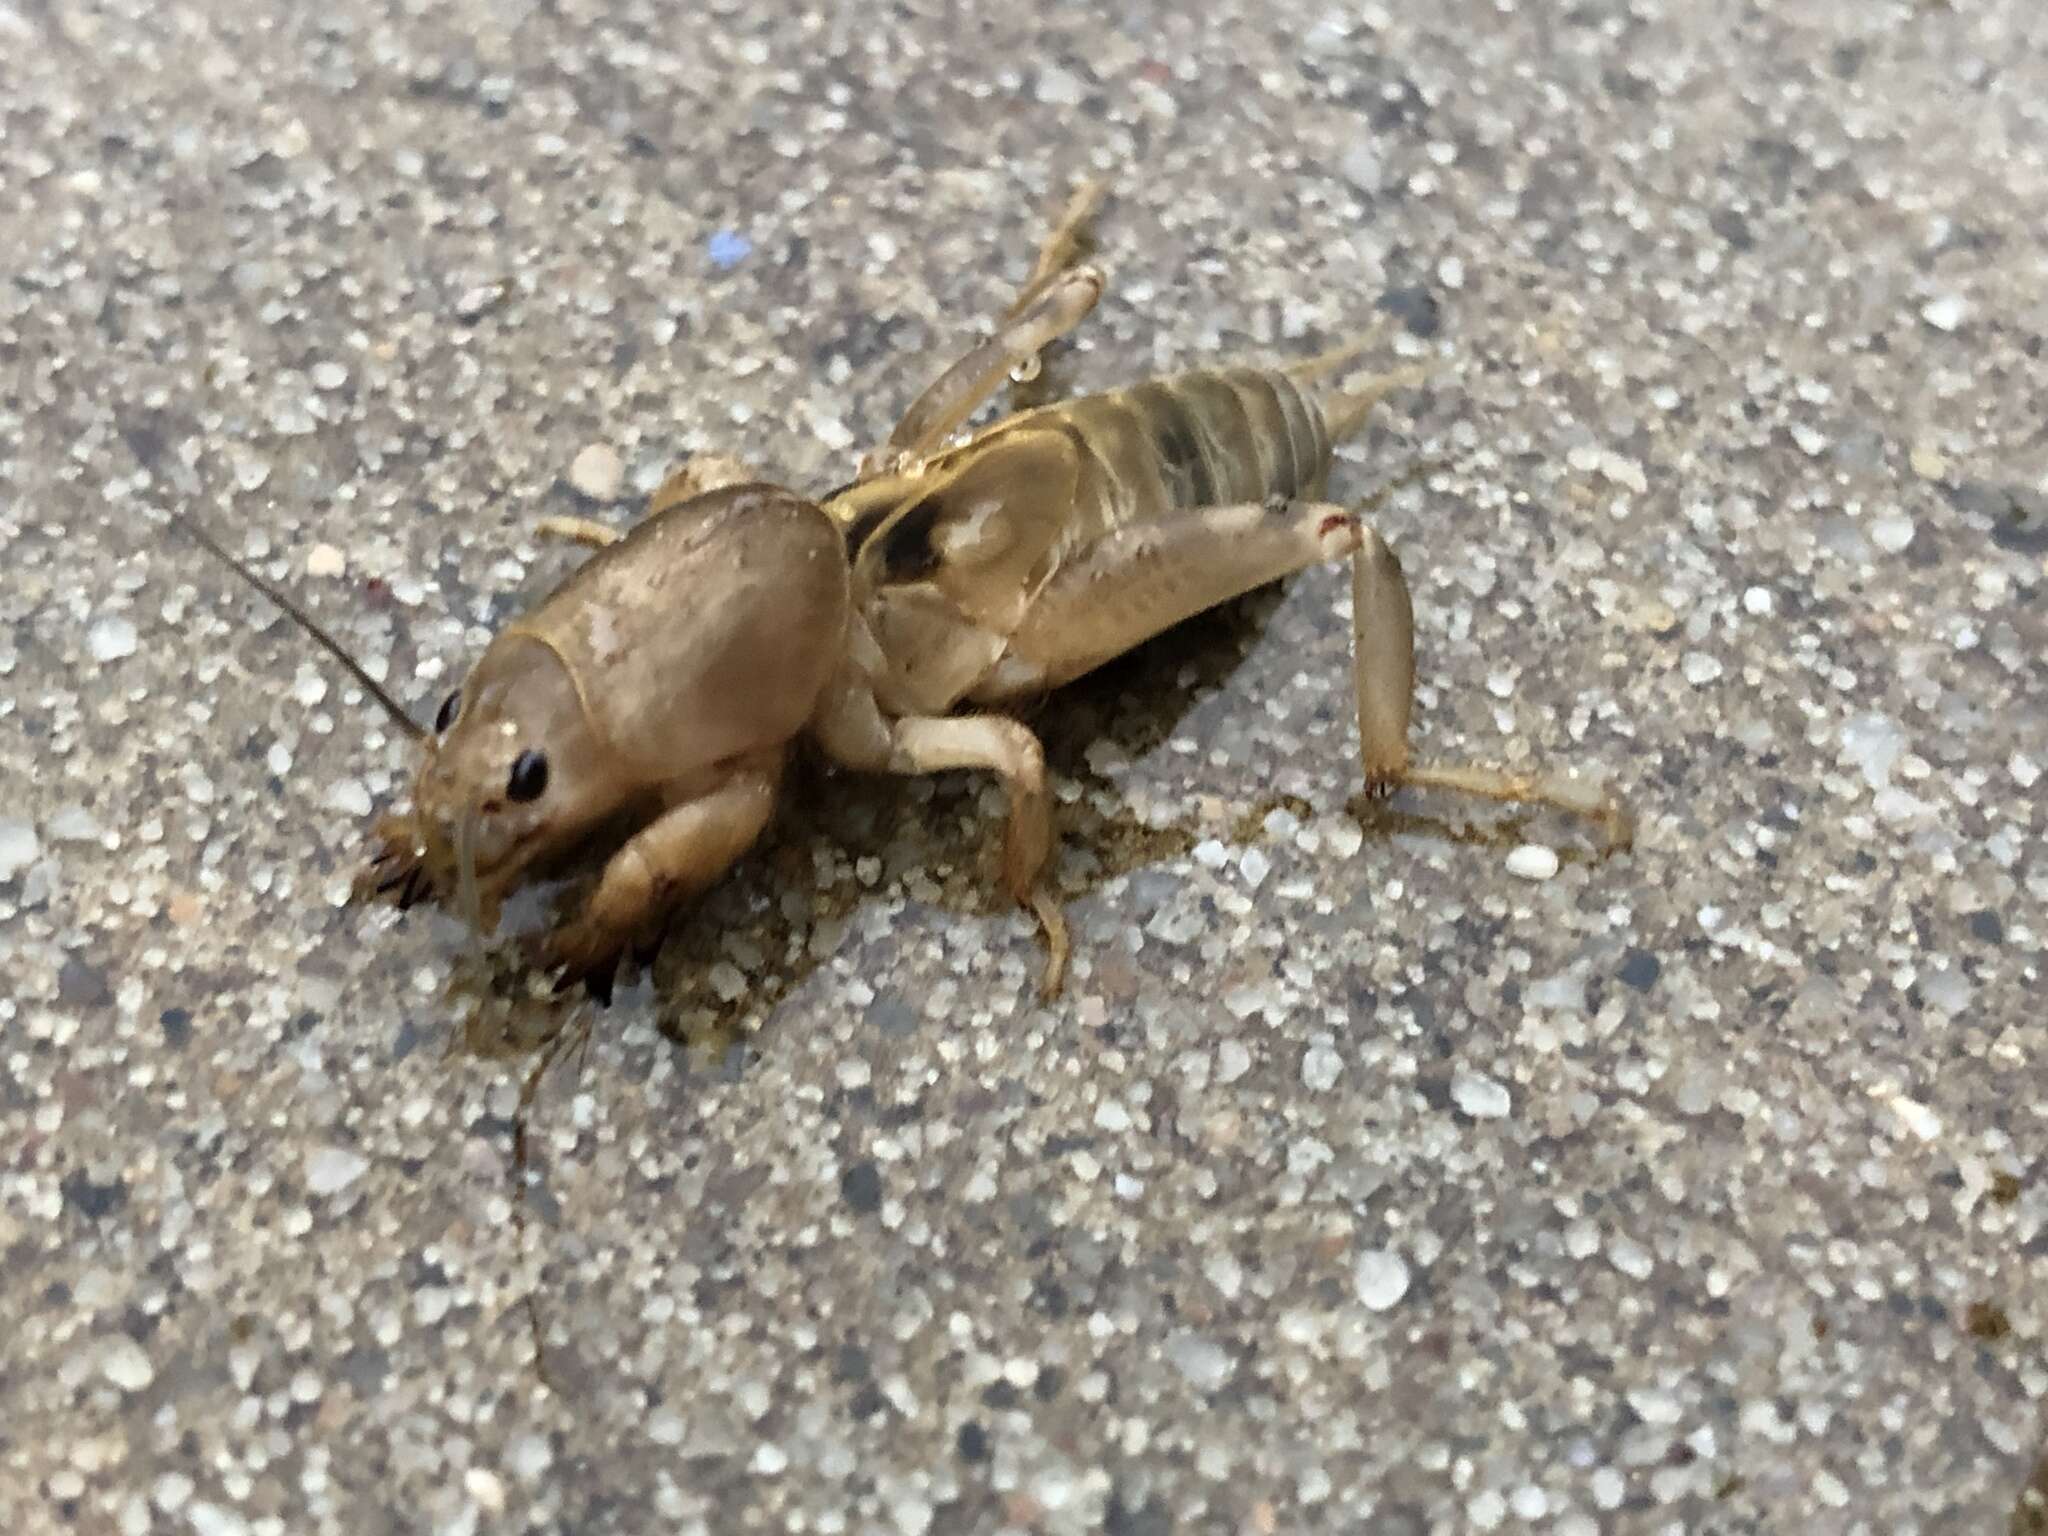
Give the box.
[1216,368,1330,502]
[1219,370,1301,500]
[1126,381,1219,510]
[1270,371,1331,500]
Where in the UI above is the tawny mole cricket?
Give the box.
[176,180,1629,1004]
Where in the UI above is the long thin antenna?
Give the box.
[165,509,427,742]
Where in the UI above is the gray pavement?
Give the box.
[3,1,2045,1531]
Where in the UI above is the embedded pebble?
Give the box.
[1883,1092,1943,1143]
[1921,966,1972,1015]
[1570,446,1648,494]
[311,360,349,390]
[1840,713,1905,790]
[1468,1489,1508,1530]
[506,1434,553,1481]
[1919,293,1969,331]
[0,818,39,879]
[1511,1487,1549,1521]
[1341,144,1384,193]
[1592,1469,1626,1510]
[1682,651,1723,686]
[1909,443,1949,480]
[1505,844,1560,881]
[305,1146,369,1195]
[1239,847,1271,889]
[1452,1070,1512,1120]
[569,443,625,501]
[229,445,271,492]
[1528,970,1587,1013]
[1628,1386,1683,1425]
[1630,596,1679,635]
[1874,785,1927,825]
[1608,1236,1655,1280]
[1301,1042,1342,1092]
[88,615,139,662]
[707,230,753,270]
[1353,1249,1410,1311]
[464,1469,506,1515]
[49,806,100,842]
[306,543,346,577]
[1870,513,1915,553]
[1324,818,1364,858]
[1034,66,1085,106]
[455,281,507,319]
[1166,1332,1234,1390]
[1215,1040,1253,1084]
[325,779,372,818]
[101,1337,155,1392]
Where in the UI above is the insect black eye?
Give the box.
[434,689,461,733]
[506,749,548,803]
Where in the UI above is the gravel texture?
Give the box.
[4,1,2045,1532]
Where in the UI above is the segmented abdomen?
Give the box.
[1044,366,1333,538]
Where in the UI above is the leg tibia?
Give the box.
[1005,177,1108,321]
[1352,528,1631,848]
[887,716,1054,908]
[863,267,1104,476]
[860,178,1109,478]
[1350,524,1416,785]
[810,673,1068,995]
[536,762,781,998]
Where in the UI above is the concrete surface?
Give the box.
[3,0,2044,1531]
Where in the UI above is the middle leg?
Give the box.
[809,655,1067,996]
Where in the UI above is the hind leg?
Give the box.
[1003,177,1109,322]
[974,498,1372,698]
[860,179,1109,477]
[971,486,1630,848]
[1346,527,1631,847]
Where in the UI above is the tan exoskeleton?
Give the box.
[186,182,1628,1004]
